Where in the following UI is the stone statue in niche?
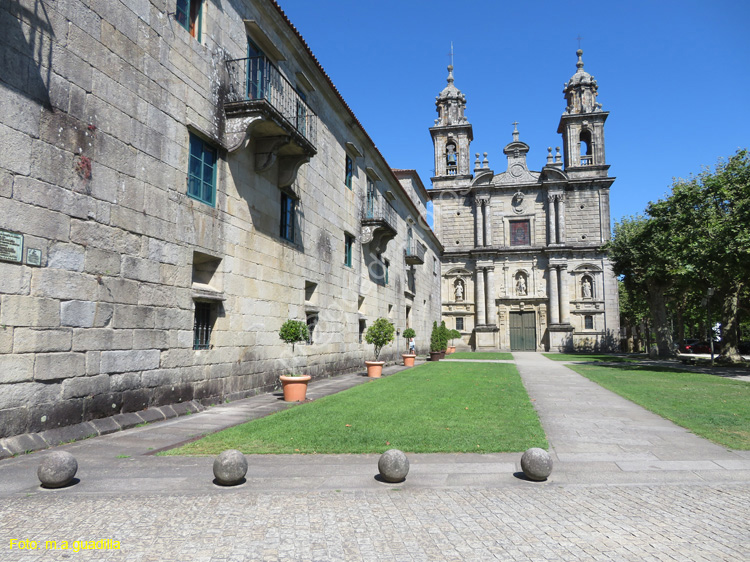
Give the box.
[515,273,527,296]
[582,277,592,299]
[454,279,464,302]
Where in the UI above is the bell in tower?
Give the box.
[557,50,610,178]
[430,63,473,189]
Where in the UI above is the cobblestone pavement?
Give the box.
[2,484,748,561]
[1,355,749,561]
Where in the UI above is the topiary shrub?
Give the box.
[448,329,461,347]
[439,321,449,351]
[279,319,309,376]
[365,317,395,361]
[430,321,442,352]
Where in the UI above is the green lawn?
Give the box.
[447,352,514,361]
[163,362,547,455]
[543,353,639,363]
[568,363,750,450]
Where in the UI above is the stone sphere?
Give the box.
[378,449,409,483]
[213,449,248,485]
[521,448,553,481]
[37,451,78,488]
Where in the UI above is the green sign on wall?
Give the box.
[0,229,23,264]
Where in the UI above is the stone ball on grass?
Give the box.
[37,451,78,488]
[213,449,248,485]
[521,447,553,481]
[378,449,409,483]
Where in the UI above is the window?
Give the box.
[345,155,353,189]
[456,317,464,331]
[446,140,458,175]
[280,193,296,242]
[433,257,438,275]
[306,313,318,344]
[344,233,354,267]
[193,302,214,350]
[176,0,202,40]
[383,258,390,286]
[246,39,266,100]
[510,220,530,246]
[366,178,376,217]
[358,319,366,344]
[584,315,594,330]
[187,133,217,206]
[580,130,593,165]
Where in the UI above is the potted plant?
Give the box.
[364,317,395,377]
[402,328,416,367]
[447,329,461,354]
[278,319,311,401]
[429,321,443,361]
[439,321,449,358]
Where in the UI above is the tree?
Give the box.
[430,321,442,352]
[649,150,750,361]
[365,317,395,361]
[610,149,750,362]
[278,319,309,375]
[607,214,679,357]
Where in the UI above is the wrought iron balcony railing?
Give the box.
[362,198,398,232]
[225,55,317,147]
[404,241,426,265]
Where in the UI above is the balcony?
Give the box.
[361,199,398,254]
[404,242,426,265]
[224,56,317,186]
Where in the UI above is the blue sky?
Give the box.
[277,0,750,224]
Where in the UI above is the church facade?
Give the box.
[429,51,619,352]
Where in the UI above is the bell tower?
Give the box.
[557,50,609,178]
[430,64,473,189]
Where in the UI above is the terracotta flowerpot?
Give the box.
[402,354,416,367]
[365,360,385,378]
[279,374,311,402]
[429,351,442,362]
[447,346,456,354]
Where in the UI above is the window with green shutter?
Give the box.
[344,233,354,267]
[280,193,296,242]
[187,133,217,206]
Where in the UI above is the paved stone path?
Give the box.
[1,355,748,561]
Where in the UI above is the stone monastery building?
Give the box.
[0,0,442,442]
[0,0,618,445]
[429,54,619,352]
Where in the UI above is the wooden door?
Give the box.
[510,311,536,351]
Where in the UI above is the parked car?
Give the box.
[686,341,713,354]
[679,339,700,353]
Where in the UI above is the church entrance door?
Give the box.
[510,311,536,351]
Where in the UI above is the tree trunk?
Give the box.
[647,284,673,357]
[719,281,744,363]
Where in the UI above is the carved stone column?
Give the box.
[475,197,484,248]
[503,258,510,297]
[548,266,560,325]
[559,263,570,324]
[556,194,566,245]
[483,199,492,246]
[547,193,557,245]
[475,266,486,326]
[485,266,496,327]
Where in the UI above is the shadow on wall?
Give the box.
[3,0,53,107]
[563,329,620,353]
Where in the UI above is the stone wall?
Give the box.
[0,0,442,440]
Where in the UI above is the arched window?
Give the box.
[579,130,593,165]
[446,141,458,175]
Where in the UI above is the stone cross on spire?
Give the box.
[512,121,519,141]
